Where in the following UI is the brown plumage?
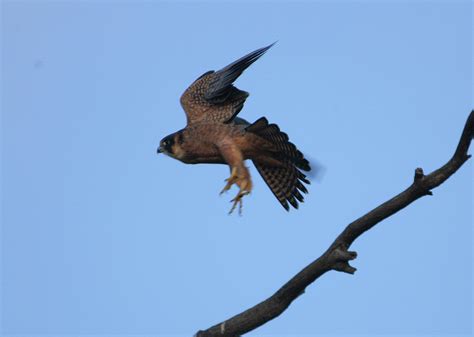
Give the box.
[157,43,311,213]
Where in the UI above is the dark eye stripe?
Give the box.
[177,132,184,144]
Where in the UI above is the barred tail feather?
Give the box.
[247,116,311,210]
[253,160,309,211]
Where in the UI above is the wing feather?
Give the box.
[180,43,275,124]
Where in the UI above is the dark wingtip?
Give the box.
[240,42,275,66]
[205,43,276,101]
[250,42,276,59]
[267,41,278,49]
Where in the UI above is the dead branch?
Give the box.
[196,110,473,337]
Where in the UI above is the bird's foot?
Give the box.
[220,166,253,215]
[228,189,250,215]
[220,167,239,195]
[228,175,252,215]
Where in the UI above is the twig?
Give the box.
[196,110,473,337]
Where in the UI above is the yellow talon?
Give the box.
[220,166,253,215]
[220,167,238,195]
[228,190,250,215]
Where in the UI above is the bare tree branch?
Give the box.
[196,110,473,337]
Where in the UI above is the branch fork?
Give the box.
[413,167,433,196]
[329,246,358,274]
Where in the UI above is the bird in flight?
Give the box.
[157,43,311,214]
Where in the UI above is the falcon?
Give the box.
[157,43,311,214]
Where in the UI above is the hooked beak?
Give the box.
[157,146,163,154]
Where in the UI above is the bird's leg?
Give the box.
[217,141,253,214]
[226,165,253,215]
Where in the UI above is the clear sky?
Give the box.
[1,1,472,336]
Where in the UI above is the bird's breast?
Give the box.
[179,140,224,164]
[178,122,246,164]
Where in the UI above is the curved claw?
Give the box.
[220,166,252,215]
[228,190,250,215]
[220,177,237,195]
[220,167,239,195]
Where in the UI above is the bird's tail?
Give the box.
[246,117,311,210]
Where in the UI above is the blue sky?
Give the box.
[1,1,472,336]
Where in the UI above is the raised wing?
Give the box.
[180,43,275,125]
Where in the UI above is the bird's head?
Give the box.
[157,131,185,159]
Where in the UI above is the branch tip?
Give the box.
[347,250,357,260]
[414,167,425,181]
[332,247,357,261]
[333,261,357,274]
[295,288,306,300]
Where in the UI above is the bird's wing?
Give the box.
[180,43,274,125]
